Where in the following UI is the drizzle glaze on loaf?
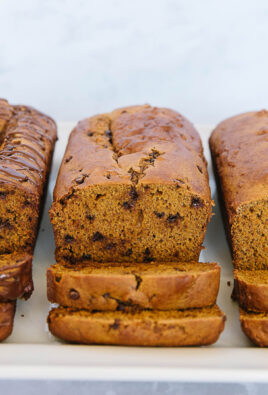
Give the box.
[0,100,57,191]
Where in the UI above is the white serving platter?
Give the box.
[1,122,267,383]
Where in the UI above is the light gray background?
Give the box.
[0,0,267,393]
[0,0,268,124]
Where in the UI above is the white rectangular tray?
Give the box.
[2,123,267,383]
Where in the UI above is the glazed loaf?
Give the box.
[50,105,212,263]
[48,305,226,346]
[210,110,268,270]
[0,99,57,257]
[47,261,220,311]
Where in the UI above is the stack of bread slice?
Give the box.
[0,99,57,340]
[48,105,225,346]
[210,110,268,346]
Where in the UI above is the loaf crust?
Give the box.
[0,301,15,341]
[210,110,268,270]
[48,305,226,346]
[50,105,212,263]
[47,261,220,310]
[240,309,268,347]
[234,270,268,312]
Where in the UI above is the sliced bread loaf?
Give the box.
[240,308,268,347]
[234,270,268,312]
[47,261,220,311]
[48,305,226,346]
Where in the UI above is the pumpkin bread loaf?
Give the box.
[50,105,212,264]
[0,302,16,341]
[210,110,268,345]
[210,110,268,270]
[48,305,226,346]
[47,261,220,311]
[0,99,57,258]
[0,98,57,340]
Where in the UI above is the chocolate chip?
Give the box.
[55,276,61,283]
[82,253,91,260]
[197,165,203,174]
[92,232,104,242]
[122,201,133,210]
[95,194,105,200]
[65,234,74,243]
[145,247,150,255]
[65,156,72,163]
[87,132,94,137]
[129,186,138,200]
[105,129,113,144]
[154,211,165,218]
[109,318,120,330]
[69,289,80,300]
[20,176,29,183]
[105,243,117,250]
[191,197,204,208]
[144,247,154,262]
[134,274,142,290]
[125,248,133,256]
[24,199,31,206]
[0,191,8,199]
[167,213,181,223]
[86,214,95,222]
[0,218,12,230]
[75,175,85,184]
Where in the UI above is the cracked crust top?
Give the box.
[53,105,211,203]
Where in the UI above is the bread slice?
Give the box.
[234,270,268,312]
[48,305,226,346]
[240,308,268,347]
[47,261,220,311]
[0,301,16,341]
[0,253,33,301]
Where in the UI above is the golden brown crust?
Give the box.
[234,270,268,312]
[53,105,210,200]
[50,105,212,263]
[48,305,226,346]
[240,308,268,347]
[0,301,15,341]
[210,110,268,269]
[47,261,220,311]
